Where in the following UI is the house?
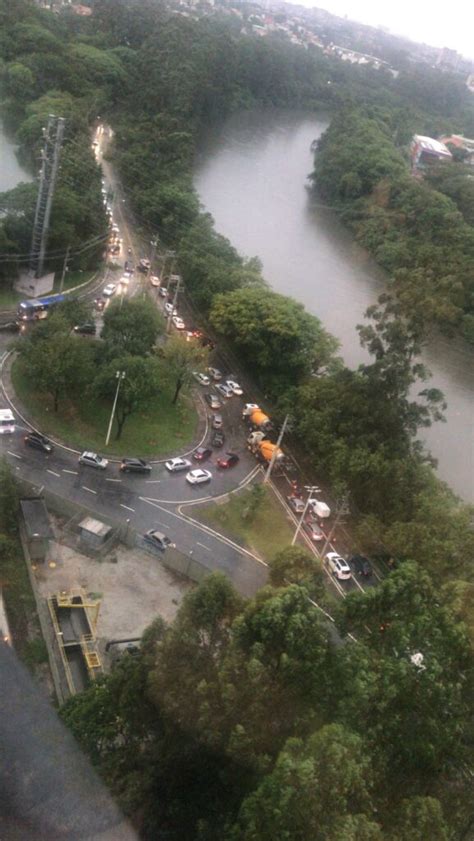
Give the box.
[410,135,452,171]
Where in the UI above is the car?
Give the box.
[164,302,177,316]
[349,554,372,577]
[74,322,96,335]
[226,379,243,396]
[193,446,213,462]
[308,499,331,519]
[205,393,222,409]
[207,367,222,381]
[215,383,233,399]
[172,315,185,330]
[217,452,239,469]
[137,258,151,273]
[102,283,117,297]
[78,451,108,470]
[186,468,212,485]
[211,429,225,448]
[144,530,175,551]
[120,274,130,286]
[193,371,211,386]
[165,457,192,473]
[211,413,223,430]
[287,495,305,514]
[94,298,106,311]
[159,287,168,297]
[120,458,152,474]
[149,275,160,287]
[24,431,53,454]
[111,223,119,234]
[109,243,120,255]
[304,520,324,542]
[325,552,352,581]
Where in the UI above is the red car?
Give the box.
[193,447,212,462]
[217,452,239,469]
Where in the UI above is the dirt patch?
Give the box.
[34,537,191,668]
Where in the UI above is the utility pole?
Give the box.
[105,370,126,446]
[59,244,70,293]
[320,494,350,557]
[166,274,181,333]
[264,413,290,484]
[291,484,321,545]
[30,114,65,278]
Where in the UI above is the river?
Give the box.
[0,121,31,192]
[195,110,474,502]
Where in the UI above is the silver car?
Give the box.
[165,457,192,473]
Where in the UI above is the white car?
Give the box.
[165,457,192,473]
[120,275,130,285]
[226,379,243,396]
[186,468,212,485]
[308,499,331,519]
[172,315,185,330]
[193,372,211,386]
[102,283,117,297]
[149,275,160,287]
[207,367,222,381]
[325,552,352,581]
[78,451,108,470]
[215,383,233,399]
[164,303,177,316]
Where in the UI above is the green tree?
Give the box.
[232,724,381,841]
[18,316,95,412]
[210,287,339,394]
[101,297,164,358]
[269,545,324,599]
[388,796,450,841]
[0,459,18,535]
[93,354,161,439]
[160,333,208,404]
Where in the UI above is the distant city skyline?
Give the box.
[289,0,474,60]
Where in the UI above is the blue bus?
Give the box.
[17,294,66,323]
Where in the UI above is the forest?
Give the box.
[1,0,474,838]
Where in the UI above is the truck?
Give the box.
[242,405,273,434]
[247,431,285,464]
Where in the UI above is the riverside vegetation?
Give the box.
[2,0,474,838]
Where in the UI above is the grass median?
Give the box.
[197,484,295,562]
[11,357,199,458]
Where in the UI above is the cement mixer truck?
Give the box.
[242,404,273,434]
[247,430,285,465]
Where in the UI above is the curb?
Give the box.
[1,351,211,463]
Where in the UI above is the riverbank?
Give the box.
[194,109,474,504]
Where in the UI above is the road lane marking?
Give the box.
[7,451,21,459]
[197,542,212,552]
[106,478,122,482]
[82,486,97,494]
[47,469,60,477]
[63,469,78,475]
[145,479,161,483]
[120,504,135,512]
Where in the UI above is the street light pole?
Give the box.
[291,484,321,545]
[105,370,125,446]
[59,244,70,293]
[263,413,290,484]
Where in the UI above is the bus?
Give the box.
[17,294,66,323]
[0,410,15,434]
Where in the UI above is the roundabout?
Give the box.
[0,347,268,597]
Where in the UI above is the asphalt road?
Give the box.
[0,124,381,604]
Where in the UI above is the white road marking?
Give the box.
[63,469,78,475]
[106,478,122,482]
[145,479,161,483]
[46,469,60,478]
[82,486,97,494]
[197,542,212,552]
[7,451,21,459]
[120,504,135,512]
